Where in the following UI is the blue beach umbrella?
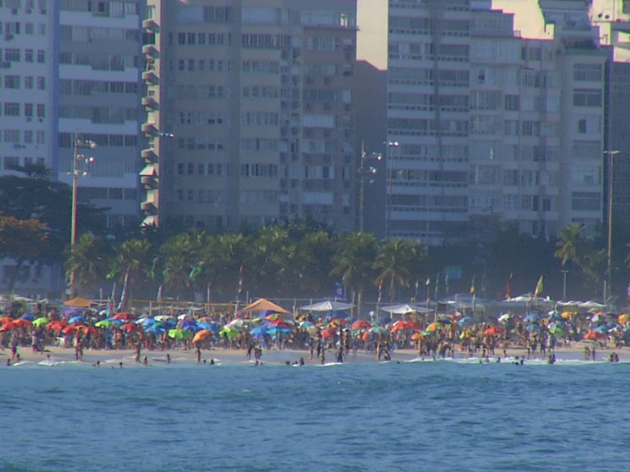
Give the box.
[69,315,86,324]
[458,316,474,327]
[21,314,34,321]
[146,324,166,334]
[524,313,541,323]
[198,322,219,332]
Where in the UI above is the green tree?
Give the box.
[374,239,426,302]
[330,232,378,302]
[110,238,152,300]
[0,214,51,291]
[65,233,112,295]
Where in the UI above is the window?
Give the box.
[36,131,45,144]
[571,192,600,211]
[573,89,602,107]
[571,166,600,185]
[4,76,20,89]
[4,130,20,143]
[4,103,20,116]
[24,103,33,117]
[3,157,19,170]
[37,77,45,89]
[573,64,602,82]
[24,77,33,89]
[36,104,45,117]
[504,95,519,111]
[37,49,45,63]
[4,48,20,62]
[25,49,34,62]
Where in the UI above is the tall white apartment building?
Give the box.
[386,0,608,244]
[57,0,143,229]
[0,0,55,175]
[140,0,358,232]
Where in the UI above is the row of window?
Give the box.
[176,137,226,151]
[0,75,45,89]
[2,156,44,170]
[58,132,138,148]
[59,52,138,71]
[0,21,46,36]
[0,129,45,144]
[2,48,46,63]
[60,0,138,17]
[77,187,137,201]
[240,163,279,178]
[0,102,45,117]
[177,111,225,126]
[60,79,139,96]
[175,58,228,72]
[60,25,138,42]
[59,106,137,124]
[176,162,228,176]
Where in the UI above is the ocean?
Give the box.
[1,358,628,472]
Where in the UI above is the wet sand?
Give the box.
[2,341,626,367]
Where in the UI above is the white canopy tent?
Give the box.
[300,300,354,312]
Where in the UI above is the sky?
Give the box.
[356,0,549,70]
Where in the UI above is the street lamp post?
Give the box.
[68,134,96,298]
[358,142,381,233]
[385,141,399,239]
[604,150,620,304]
[561,269,568,300]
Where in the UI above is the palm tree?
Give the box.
[65,233,112,295]
[330,232,378,302]
[554,223,587,267]
[373,239,426,302]
[111,238,152,300]
[292,230,334,296]
[160,233,197,296]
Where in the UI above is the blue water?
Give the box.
[1,359,628,472]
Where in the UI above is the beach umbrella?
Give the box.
[68,315,85,324]
[525,324,538,331]
[351,320,372,330]
[226,319,248,330]
[177,313,195,321]
[618,314,629,325]
[193,329,214,344]
[299,321,316,329]
[458,316,474,327]
[168,328,192,340]
[48,320,68,331]
[198,322,220,332]
[120,322,140,332]
[594,325,611,333]
[320,327,337,339]
[411,332,425,341]
[0,321,19,331]
[591,312,606,323]
[265,313,285,322]
[524,313,541,322]
[498,313,512,322]
[369,326,390,336]
[219,327,240,339]
[426,322,442,332]
[484,326,504,336]
[113,312,134,321]
[154,315,175,322]
[548,311,564,322]
[0,316,13,324]
[584,331,604,340]
[146,324,165,334]
[10,319,32,328]
[95,320,115,328]
[32,317,50,327]
[391,321,408,333]
[138,317,157,327]
[21,314,34,321]
[76,325,97,336]
[300,300,354,312]
[266,326,292,337]
[548,325,565,335]
[240,298,290,314]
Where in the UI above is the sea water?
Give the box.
[1,358,628,472]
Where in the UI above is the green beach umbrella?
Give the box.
[95,320,115,328]
[32,317,50,327]
[219,327,240,339]
[548,325,565,335]
[168,328,192,340]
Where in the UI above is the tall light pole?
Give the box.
[68,134,96,298]
[605,150,620,304]
[385,141,399,239]
[561,269,568,300]
[358,142,381,233]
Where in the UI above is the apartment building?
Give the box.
[140,0,357,232]
[0,0,55,175]
[386,0,608,245]
[57,0,143,229]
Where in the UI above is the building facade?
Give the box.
[386,0,608,245]
[140,0,358,232]
[57,0,143,230]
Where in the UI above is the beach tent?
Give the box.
[64,297,93,308]
[380,303,431,315]
[300,300,354,312]
[240,298,290,314]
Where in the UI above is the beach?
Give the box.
[3,341,626,367]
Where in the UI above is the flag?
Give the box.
[470,276,476,295]
[425,277,430,286]
[505,273,513,299]
[238,264,244,294]
[414,279,419,300]
[150,258,157,280]
[118,266,130,311]
[106,263,118,280]
[534,275,544,298]
[189,262,203,280]
[434,272,440,299]
[157,284,163,302]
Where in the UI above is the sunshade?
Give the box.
[193,329,213,343]
[240,298,290,314]
[64,297,93,308]
[300,300,354,312]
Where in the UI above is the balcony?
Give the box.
[142,71,159,85]
[142,19,159,32]
[142,44,159,58]
[141,123,158,137]
[141,175,158,189]
[142,96,159,110]
[141,148,158,163]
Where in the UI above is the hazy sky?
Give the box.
[356,0,548,70]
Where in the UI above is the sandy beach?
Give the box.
[2,341,626,367]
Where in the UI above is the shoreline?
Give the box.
[1,341,626,367]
